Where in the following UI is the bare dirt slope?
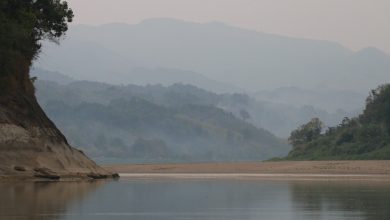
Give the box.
[0,67,115,180]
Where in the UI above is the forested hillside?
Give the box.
[33,68,355,137]
[286,84,390,160]
[35,80,290,163]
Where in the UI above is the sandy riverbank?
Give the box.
[105,161,390,176]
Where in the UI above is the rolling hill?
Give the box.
[35,80,290,163]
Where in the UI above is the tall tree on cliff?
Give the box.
[0,1,114,178]
[0,0,73,93]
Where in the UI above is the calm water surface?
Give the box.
[0,178,389,220]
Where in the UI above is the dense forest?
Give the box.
[33,68,354,137]
[286,84,390,160]
[35,78,290,163]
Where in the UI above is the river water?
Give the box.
[0,177,389,220]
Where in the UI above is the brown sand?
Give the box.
[106,161,390,175]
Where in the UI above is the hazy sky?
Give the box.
[66,0,390,53]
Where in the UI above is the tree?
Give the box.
[286,85,390,160]
[363,84,390,131]
[0,0,73,56]
[288,118,324,147]
[0,0,73,77]
[239,109,251,121]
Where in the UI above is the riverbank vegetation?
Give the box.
[286,84,390,160]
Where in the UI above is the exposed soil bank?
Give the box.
[0,60,117,180]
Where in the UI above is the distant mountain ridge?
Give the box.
[31,68,75,84]
[36,18,390,93]
[253,87,365,112]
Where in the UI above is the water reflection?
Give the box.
[0,178,389,220]
[290,180,390,220]
[0,181,105,220]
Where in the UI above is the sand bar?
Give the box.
[106,161,390,179]
[118,173,390,181]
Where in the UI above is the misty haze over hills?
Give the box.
[253,87,365,112]
[34,79,291,163]
[35,18,390,94]
[31,18,390,157]
[29,13,388,162]
[32,69,358,138]
[31,70,359,165]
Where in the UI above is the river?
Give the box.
[1,177,389,220]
